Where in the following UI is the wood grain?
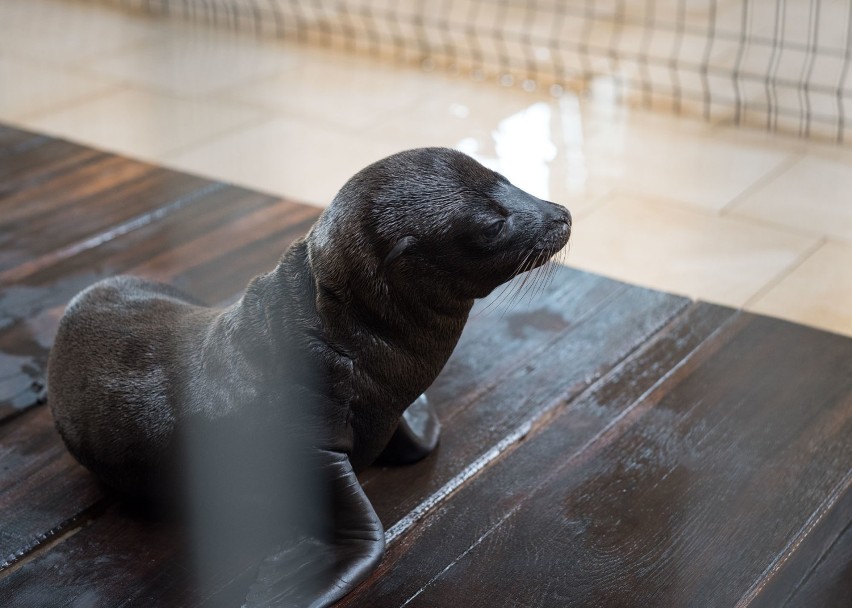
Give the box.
[340,314,852,607]
[0,129,99,191]
[0,126,849,608]
[361,278,690,527]
[0,503,189,608]
[0,274,693,605]
[0,158,214,278]
[0,126,48,156]
[0,406,105,567]
[783,521,852,608]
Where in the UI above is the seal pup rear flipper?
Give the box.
[244,449,384,608]
[377,394,441,465]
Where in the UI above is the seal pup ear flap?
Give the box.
[382,236,415,268]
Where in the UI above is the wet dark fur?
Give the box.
[48,147,571,502]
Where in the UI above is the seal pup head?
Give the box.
[309,147,571,302]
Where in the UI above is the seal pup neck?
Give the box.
[304,223,473,384]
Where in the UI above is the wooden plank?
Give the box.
[419,269,626,418]
[338,301,738,606]
[748,472,852,608]
[0,126,47,155]
[360,277,689,527]
[783,522,852,608]
[0,499,274,608]
[0,495,274,608]
[0,151,217,277]
[0,503,191,608]
[356,267,629,488]
[0,135,104,203]
[0,186,319,419]
[0,406,105,567]
[338,314,852,607]
[0,286,701,606]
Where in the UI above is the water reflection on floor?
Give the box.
[1,0,850,336]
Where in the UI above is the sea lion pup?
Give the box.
[47,147,571,607]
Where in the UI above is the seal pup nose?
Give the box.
[543,201,571,226]
[526,191,571,234]
[554,207,572,237]
[537,200,571,240]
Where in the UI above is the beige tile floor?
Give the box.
[1,0,850,337]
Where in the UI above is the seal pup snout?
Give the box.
[491,180,571,261]
[537,201,572,243]
[531,191,572,232]
[537,204,572,253]
[495,180,570,233]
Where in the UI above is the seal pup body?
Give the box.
[48,148,571,607]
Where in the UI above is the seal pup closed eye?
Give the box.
[47,147,571,607]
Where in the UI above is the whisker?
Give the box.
[474,249,535,317]
[529,255,553,303]
[477,235,572,318]
[533,245,565,302]
[472,280,514,319]
[500,249,542,316]
[521,258,544,306]
[561,240,572,264]
[543,257,558,295]
[515,250,549,309]
[530,261,549,302]
[504,276,532,313]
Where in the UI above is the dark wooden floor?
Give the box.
[0,124,849,607]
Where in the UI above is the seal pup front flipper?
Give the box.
[377,394,441,465]
[244,449,384,608]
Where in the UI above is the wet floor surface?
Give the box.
[0,0,851,338]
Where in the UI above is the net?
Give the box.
[101,0,852,142]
